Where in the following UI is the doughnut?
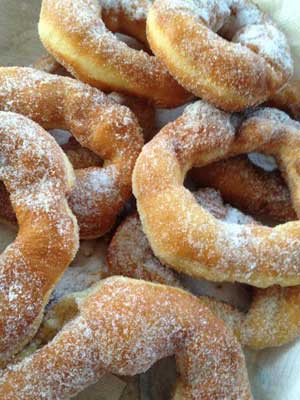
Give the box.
[0,112,78,365]
[0,67,143,239]
[133,101,300,287]
[268,81,300,120]
[38,0,190,107]
[189,155,295,223]
[147,0,293,111]
[0,277,252,399]
[107,189,300,349]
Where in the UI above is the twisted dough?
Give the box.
[107,190,300,349]
[0,112,78,365]
[133,101,300,287]
[190,155,295,223]
[0,67,143,239]
[147,0,293,111]
[0,277,252,399]
[38,0,190,107]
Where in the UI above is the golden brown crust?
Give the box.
[38,0,191,107]
[190,155,296,223]
[133,101,300,287]
[147,0,293,111]
[0,67,144,239]
[107,190,300,349]
[0,112,79,365]
[0,277,252,399]
[268,80,300,120]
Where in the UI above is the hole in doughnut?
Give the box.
[180,274,252,313]
[248,152,278,172]
[115,33,153,54]
[48,240,106,307]
[48,129,104,168]
[0,180,17,253]
[0,221,17,254]
[49,129,72,145]
[98,4,153,54]
[140,356,177,400]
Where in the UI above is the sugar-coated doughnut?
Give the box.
[0,67,143,239]
[108,189,300,349]
[133,101,300,287]
[0,112,78,365]
[147,0,293,111]
[38,0,190,107]
[0,277,252,400]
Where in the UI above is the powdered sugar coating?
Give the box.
[108,188,300,349]
[39,0,189,107]
[133,100,300,287]
[0,278,251,399]
[148,0,293,111]
[100,0,152,21]
[0,111,78,365]
[0,67,143,239]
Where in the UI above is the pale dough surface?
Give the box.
[1,1,300,399]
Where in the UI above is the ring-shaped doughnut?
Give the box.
[0,67,144,239]
[147,0,293,111]
[133,101,300,287]
[0,112,78,365]
[0,277,251,400]
[107,190,300,349]
[38,0,190,107]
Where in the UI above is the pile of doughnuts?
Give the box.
[0,0,299,398]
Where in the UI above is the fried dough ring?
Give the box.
[190,155,295,223]
[133,101,300,287]
[38,0,190,107]
[147,0,293,111]
[0,112,79,365]
[107,190,300,349]
[0,277,252,399]
[0,67,143,239]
